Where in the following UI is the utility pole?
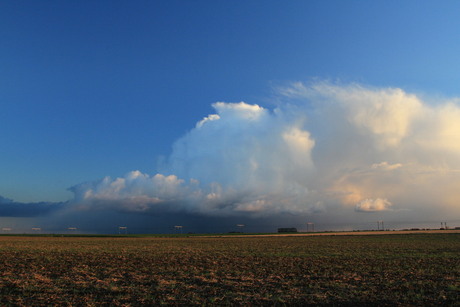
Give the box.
[174,225,183,234]
[118,226,128,234]
[236,224,245,232]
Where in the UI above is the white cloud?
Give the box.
[196,114,220,128]
[414,102,460,155]
[67,82,460,222]
[371,162,403,171]
[355,198,393,212]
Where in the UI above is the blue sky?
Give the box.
[1,1,460,232]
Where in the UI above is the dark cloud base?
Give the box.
[0,195,311,234]
[0,196,64,218]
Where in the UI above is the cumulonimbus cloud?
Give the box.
[66,82,460,220]
[70,101,317,217]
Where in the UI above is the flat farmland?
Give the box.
[0,233,458,306]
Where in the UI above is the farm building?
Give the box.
[277,228,298,233]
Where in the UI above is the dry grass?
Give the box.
[0,233,458,305]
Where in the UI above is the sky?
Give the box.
[1,1,460,233]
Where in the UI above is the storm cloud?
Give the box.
[66,82,460,223]
[0,196,63,217]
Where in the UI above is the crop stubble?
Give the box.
[0,234,458,305]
